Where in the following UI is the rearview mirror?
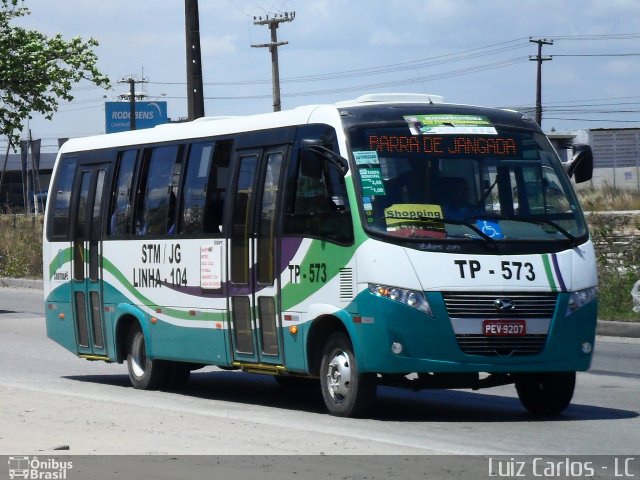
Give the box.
[564,144,593,184]
[301,139,349,177]
[300,139,324,179]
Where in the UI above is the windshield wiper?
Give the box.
[386,217,500,250]
[512,217,580,247]
[470,215,580,247]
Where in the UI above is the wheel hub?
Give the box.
[326,351,351,401]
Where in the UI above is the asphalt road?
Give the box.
[1,286,639,457]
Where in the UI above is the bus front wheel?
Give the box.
[515,371,576,415]
[126,324,168,390]
[320,332,376,417]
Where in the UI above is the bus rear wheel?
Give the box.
[320,332,376,417]
[515,371,576,415]
[126,324,169,390]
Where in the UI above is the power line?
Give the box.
[552,53,640,57]
[549,33,640,41]
[148,37,531,87]
[144,36,639,90]
[510,95,640,108]
[275,39,530,83]
[147,54,529,91]
[228,0,254,17]
[544,117,640,123]
[161,56,528,100]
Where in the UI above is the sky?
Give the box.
[8,0,640,152]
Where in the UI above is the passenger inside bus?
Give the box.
[441,177,479,221]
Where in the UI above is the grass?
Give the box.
[588,212,640,322]
[0,214,43,278]
[579,186,640,321]
[578,184,640,211]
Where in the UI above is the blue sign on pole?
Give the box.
[105,101,168,133]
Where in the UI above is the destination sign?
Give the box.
[367,135,519,157]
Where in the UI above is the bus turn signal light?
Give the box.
[289,326,298,335]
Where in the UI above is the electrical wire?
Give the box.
[148,37,531,87]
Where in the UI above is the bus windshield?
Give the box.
[348,126,587,245]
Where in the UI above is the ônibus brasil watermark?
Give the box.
[8,457,72,480]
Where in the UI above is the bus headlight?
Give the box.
[369,284,433,317]
[566,286,598,316]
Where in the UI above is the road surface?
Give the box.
[0,286,638,456]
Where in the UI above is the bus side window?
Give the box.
[179,139,232,235]
[283,147,353,244]
[108,150,138,237]
[180,142,212,235]
[49,155,77,239]
[206,139,232,234]
[134,145,182,236]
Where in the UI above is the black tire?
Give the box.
[126,324,169,390]
[319,332,376,417]
[515,371,576,415]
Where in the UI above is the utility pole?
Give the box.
[19,139,28,213]
[251,12,295,112]
[185,0,205,120]
[0,140,11,212]
[28,131,42,215]
[529,37,553,127]
[118,75,148,130]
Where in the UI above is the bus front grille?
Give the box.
[442,292,558,319]
[443,292,556,356]
[455,334,547,356]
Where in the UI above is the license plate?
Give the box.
[483,320,526,336]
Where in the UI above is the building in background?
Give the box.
[0,152,56,213]
[549,128,640,191]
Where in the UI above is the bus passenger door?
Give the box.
[70,163,108,357]
[228,146,287,365]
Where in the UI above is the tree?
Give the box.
[0,0,110,147]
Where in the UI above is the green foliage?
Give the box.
[0,0,110,147]
[588,213,640,322]
[0,214,43,278]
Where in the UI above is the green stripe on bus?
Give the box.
[541,254,558,292]
[100,256,224,322]
[280,177,366,311]
[48,247,72,279]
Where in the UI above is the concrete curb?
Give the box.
[0,277,43,289]
[2,277,639,337]
[596,320,640,338]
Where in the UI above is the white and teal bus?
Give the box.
[44,93,597,417]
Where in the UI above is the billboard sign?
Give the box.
[105,101,168,133]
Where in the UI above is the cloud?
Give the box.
[421,0,460,18]
[201,34,239,56]
[600,59,639,76]
[369,28,407,47]
[307,0,332,18]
